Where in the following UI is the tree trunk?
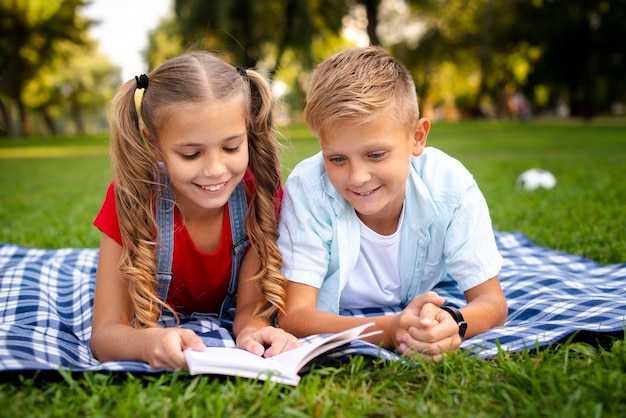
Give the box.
[40,106,57,135]
[71,94,85,135]
[472,0,493,116]
[17,98,30,136]
[0,99,11,137]
[362,0,381,46]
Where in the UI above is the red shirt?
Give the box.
[93,170,283,315]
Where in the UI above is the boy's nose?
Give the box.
[349,166,371,186]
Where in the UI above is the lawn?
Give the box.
[1,119,625,417]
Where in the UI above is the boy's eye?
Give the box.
[328,156,346,164]
[369,152,385,159]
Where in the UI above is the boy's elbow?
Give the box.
[495,297,508,327]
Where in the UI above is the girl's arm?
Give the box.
[89,233,204,369]
[232,249,300,357]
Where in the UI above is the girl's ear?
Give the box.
[411,118,430,157]
[142,127,153,142]
[141,128,162,159]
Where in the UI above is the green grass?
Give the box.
[1,120,626,417]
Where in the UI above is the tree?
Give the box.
[145,15,184,72]
[0,0,91,136]
[23,41,120,135]
[173,0,347,74]
[508,0,626,117]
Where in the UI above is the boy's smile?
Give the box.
[320,117,429,235]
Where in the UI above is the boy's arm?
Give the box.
[278,281,445,349]
[403,275,506,358]
[458,275,507,337]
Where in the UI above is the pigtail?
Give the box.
[242,69,287,319]
[108,79,175,328]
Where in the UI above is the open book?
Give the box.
[184,322,380,386]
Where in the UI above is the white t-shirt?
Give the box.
[339,206,405,309]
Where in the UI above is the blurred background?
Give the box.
[1,0,625,137]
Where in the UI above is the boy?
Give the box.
[277,46,507,359]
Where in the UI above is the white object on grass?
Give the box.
[516,168,557,191]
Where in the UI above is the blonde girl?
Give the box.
[91,51,298,369]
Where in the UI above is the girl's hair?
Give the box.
[304,46,420,138]
[107,51,286,328]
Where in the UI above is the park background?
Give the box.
[2,0,626,137]
[1,1,626,416]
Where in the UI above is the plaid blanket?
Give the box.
[1,231,625,373]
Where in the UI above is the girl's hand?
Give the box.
[236,326,301,357]
[143,327,206,370]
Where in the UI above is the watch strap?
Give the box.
[440,305,468,339]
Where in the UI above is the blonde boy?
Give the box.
[278,46,507,358]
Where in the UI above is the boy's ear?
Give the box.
[411,118,430,156]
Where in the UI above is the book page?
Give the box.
[267,322,379,372]
[185,347,299,385]
[184,322,379,386]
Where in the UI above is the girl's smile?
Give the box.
[197,180,228,193]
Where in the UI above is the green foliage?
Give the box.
[508,0,626,116]
[0,0,94,135]
[172,0,348,70]
[145,16,184,72]
[22,43,120,135]
[0,121,625,416]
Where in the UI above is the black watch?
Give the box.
[441,305,468,339]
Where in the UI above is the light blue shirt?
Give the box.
[278,147,503,313]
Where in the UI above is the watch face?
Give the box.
[458,321,468,339]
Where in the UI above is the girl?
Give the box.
[91,51,298,370]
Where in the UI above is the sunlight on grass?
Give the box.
[0,145,109,159]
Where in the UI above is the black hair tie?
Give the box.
[135,74,149,90]
[235,66,249,82]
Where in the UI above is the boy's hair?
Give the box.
[304,46,420,138]
[108,51,286,327]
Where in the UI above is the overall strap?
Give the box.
[154,161,250,321]
[219,181,250,322]
[155,162,175,302]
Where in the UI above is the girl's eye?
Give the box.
[224,146,240,153]
[181,152,200,160]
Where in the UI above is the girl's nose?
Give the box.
[203,153,227,177]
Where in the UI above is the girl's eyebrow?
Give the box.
[174,134,246,147]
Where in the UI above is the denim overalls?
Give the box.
[154,163,249,323]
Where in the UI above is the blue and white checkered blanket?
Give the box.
[1,231,625,373]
